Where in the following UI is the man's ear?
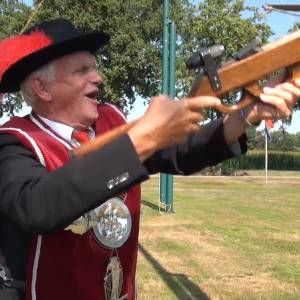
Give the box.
[30,77,52,102]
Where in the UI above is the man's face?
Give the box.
[48,51,102,129]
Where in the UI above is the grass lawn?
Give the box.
[137,172,300,300]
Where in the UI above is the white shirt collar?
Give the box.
[37,114,95,145]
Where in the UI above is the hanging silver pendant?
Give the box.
[89,197,132,248]
[104,256,128,300]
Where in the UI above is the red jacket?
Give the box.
[1,104,140,300]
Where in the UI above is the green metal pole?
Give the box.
[160,0,170,207]
[162,0,169,93]
[166,22,176,211]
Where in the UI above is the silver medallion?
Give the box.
[89,197,132,248]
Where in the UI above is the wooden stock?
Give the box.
[189,29,300,113]
[71,30,300,159]
[70,119,139,159]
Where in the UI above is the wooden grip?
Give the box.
[70,119,139,159]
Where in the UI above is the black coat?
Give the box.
[0,118,246,299]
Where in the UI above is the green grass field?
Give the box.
[137,172,300,300]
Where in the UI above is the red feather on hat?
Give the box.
[0,31,53,81]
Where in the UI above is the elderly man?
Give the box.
[0,18,299,300]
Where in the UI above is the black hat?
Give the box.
[0,18,110,93]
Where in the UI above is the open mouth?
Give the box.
[85,90,99,100]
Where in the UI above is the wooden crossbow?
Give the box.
[71,30,300,159]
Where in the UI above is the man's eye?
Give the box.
[77,66,89,73]
[75,65,96,74]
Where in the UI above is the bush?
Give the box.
[220,151,300,173]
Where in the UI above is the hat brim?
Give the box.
[0,31,109,93]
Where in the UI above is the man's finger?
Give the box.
[185,96,221,111]
[260,94,291,119]
[279,82,300,99]
[262,86,295,102]
[188,110,205,123]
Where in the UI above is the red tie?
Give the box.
[72,130,90,144]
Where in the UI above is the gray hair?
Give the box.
[20,61,56,107]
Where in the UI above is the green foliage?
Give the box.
[211,129,300,175]
[0,0,31,116]
[0,0,31,37]
[246,128,300,151]
[268,131,300,151]
[221,150,300,173]
[290,21,300,33]
[194,0,271,51]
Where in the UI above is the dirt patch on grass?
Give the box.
[139,225,298,299]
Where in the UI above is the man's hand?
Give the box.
[224,79,300,146]
[244,78,300,125]
[127,95,220,161]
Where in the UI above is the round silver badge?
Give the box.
[91,197,132,248]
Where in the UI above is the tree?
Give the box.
[244,127,259,150]
[0,0,31,38]
[0,0,32,116]
[268,130,300,151]
[247,128,300,151]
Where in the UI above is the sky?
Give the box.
[8,0,300,133]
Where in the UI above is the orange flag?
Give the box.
[265,119,274,129]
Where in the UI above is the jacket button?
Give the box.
[119,172,129,183]
[107,179,115,189]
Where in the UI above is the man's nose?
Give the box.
[91,70,102,85]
